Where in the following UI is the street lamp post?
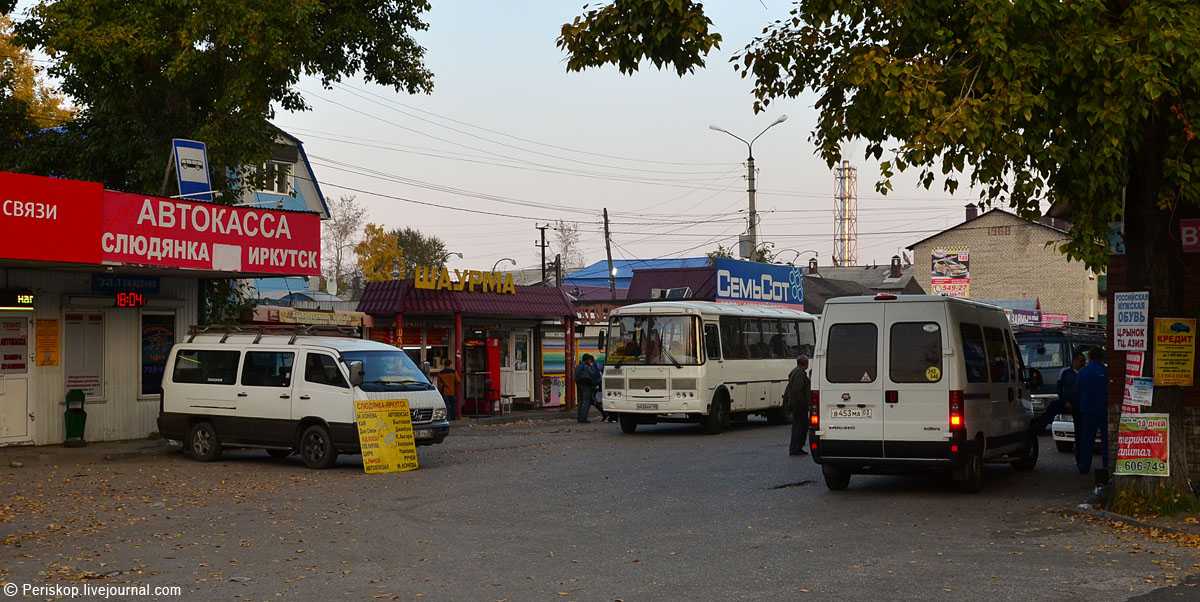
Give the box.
[492,258,516,272]
[709,115,789,259]
[441,251,464,265]
[774,249,820,266]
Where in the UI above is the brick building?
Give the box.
[907,205,1103,322]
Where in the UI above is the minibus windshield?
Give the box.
[341,351,434,392]
[607,315,700,367]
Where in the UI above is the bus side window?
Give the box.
[704,324,722,361]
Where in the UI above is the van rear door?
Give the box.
[819,304,884,456]
[882,303,950,457]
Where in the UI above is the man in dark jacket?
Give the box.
[1075,348,1109,479]
[575,354,599,423]
[1031,352,1085,432]
[784,354,812,456]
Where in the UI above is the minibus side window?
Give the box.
[982,327,1010,383]
[704,324,722,361]
[826,323,878,383]
[890,322,942,383]
[172,350,240,385]
[242,351,295,388]
[959,324,989,383]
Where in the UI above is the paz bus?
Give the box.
[601,301,817,434]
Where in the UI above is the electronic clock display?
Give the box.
[115,291,147,308]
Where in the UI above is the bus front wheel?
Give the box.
[619,414,639,434]
[703,396,728,435]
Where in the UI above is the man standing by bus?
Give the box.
[1075,348,1109,483]
[575,354,600,423]
[785,354,811,456]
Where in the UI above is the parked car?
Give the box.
[1014,323,1105,434]
[158,331,449,468]
[810,294,1039,493]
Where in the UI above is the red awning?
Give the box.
[358,280,575,319]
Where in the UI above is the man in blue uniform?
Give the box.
[1074,348,1109,480]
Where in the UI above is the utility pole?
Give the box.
[536,224,549,285]
[554,254,562,288]
[603,208,616,300]
[746,154,757,260]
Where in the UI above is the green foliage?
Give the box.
[1110,482,1200,517]
[707,241,773,263]
[6,0,433,197]
[558,0,722,76]
[393,226,449,274]
[559,1,1200,272]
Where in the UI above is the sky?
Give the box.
[269,1,985,274]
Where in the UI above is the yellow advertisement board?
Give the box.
[35,319,59,367]
[354,399,419,474]
[1154,318,1196,387]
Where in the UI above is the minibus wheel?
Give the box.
[300,424,338,469]
[822,465,851,491]
[1011,432,1039,471]
[187,421,222,462]
[957,437,985,493]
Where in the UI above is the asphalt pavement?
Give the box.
[2,418,1198,601]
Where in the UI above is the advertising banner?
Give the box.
[0,171,103,265]
[713,258,805,309]
[1154,318,1196,387]
[354,399,419,474]
[1114,291,1150,351]
[1183,219,1200,253]
[930,246,970,298]
[1122,351,1145,414]
[1115,413,1170,477]
[35,319,59,367]
[101,191,320,275]
[1040,313,1069,328]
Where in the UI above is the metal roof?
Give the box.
[564,258,710,288]
[613,300,816,319]
[358,280,576,318]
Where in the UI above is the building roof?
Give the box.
[811,264,920,292]
[564,258,710,289]
[358,280,576,318]
[567,284,629,301]
[801,275,870,314]
[612,300,815,319]
[905,207,1070,250]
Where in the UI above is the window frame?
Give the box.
[959,323,990,384]
[303,351,350,389]
[239,350,296,388]
[888,322,944,384]
[63,311,106,402]
[825,322,880,384]
[704,322,722,361]
[256,160,294,195]
[171,349,242,386]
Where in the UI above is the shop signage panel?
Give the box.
[0,171,103,265]
[92,274,160,294]
[713,258,804,308]
[1114,291,1150,351]
[412,267,517,294]
[100,191,320,275]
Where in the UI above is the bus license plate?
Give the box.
[636,403,659,410]
[830,407,872,419]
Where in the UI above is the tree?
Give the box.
[0,15,71,128]
[393,226,450,275]
[558,1,1200,509]
[553,220,586,270]
[706,241,773,264]
[7,0,434,196]
[355,224,403,282]
[322,195,366,293]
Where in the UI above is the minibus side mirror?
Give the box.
[348,361,365,387]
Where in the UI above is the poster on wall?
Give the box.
[0,318,28,375]
[541,331,565,376]
[930,246,970,298]
[1153,318,1195,387]
[1113,291,1150,351]
[35,319,59,367]
[1115,413,1170,477]
[141,314,176,397]
[541,376,565,408]
[1122,351,1145,414]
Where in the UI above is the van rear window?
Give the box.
[172,350,240,385]
[890,323,942,383]
[826,323,878,383]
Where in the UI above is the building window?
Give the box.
[257,161,294,195]
[64,312,104,401]
[140,313,176,398]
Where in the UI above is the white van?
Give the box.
[157,333,449,468]
[810,294,1038,492]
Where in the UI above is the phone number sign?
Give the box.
[1115,413,1169,477]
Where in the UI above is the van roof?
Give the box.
[612,300,816,320]
[182,334,398,353]
[824,294,1005,311]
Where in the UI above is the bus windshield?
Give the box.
[607,315,700,366]
[340,350,434,392]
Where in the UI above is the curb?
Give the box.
[1067,507,1192,535]
[461,411,575,427]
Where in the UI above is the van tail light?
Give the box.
[809,391,820,428]
[948,390,965,433]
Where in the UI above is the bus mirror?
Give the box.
[348,361,365,387]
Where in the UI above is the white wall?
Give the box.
[3,269,197,445]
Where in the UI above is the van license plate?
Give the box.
[414,429,433,439]
[636,403,659,410]
[830,407,872,419]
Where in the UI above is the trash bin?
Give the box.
[64,389,87,447]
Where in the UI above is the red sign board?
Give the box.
[0,171,103,264]
[0,171,320,276]
[1183,219,1200,253]
[100,191,320,275]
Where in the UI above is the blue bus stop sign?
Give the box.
[171,138,213,201]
